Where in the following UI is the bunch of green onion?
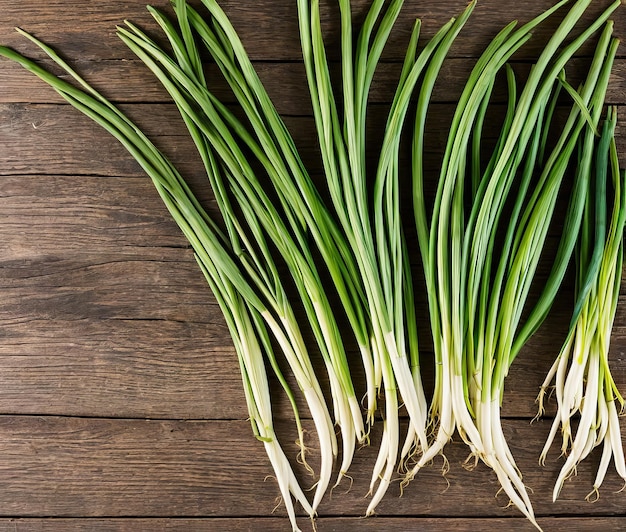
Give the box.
[0,1,624,531]
[408,2,622,526]
[296,0,477,510]
[537,105,626,503]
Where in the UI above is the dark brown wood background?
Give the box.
[0,1,625,530]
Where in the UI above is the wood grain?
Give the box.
[1,103,625,180]
[0,518,624,532]
[0,1,625,530]
[0,0,623,61]
[0,416,623,520]
[0,58,624,112]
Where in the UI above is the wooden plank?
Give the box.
[0,320,248,419]
[0,517,625,532]
[1,103,625,180]
[0,251,582,421]
[0,103,189,179]
[0,0,623,62]
[0,57,624,113]
[0,416,624,519]
[0,296,611,420]
[0,306,595,420]
[0,174,197,250]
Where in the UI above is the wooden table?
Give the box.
[0,1,624,530]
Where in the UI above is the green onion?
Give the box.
[298,0,478,512]
[182,0,377,430]
[537,106,626,502]
[410,0,621,527]
[115,14,361,507]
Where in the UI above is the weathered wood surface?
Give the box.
[0,518,624,532]
[0,0,625,530]
[0,0,623,61]
[0,416,623,520]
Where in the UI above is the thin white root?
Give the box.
[585,486,600,503]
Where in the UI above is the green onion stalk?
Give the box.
[368,4,477,510]
[411,0,556,475]
[297,0,477,512]
[201,265,313,531]
[0,28,329,532]
[184,0,378,435]
[411,1,571,488]
[537,106,626,502]
[168,2,408,500]
[113,6,367,506]
[411,0,621,527]
[470,21,618,525]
